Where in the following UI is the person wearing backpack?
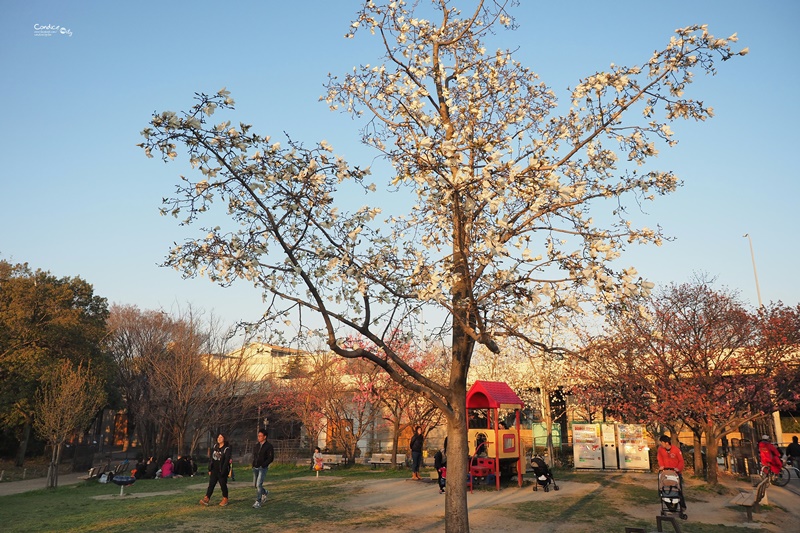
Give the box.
[252,428,274,509]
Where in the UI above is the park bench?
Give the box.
[84,466,102,480]
[86,461,129,481]
[369,453,406,468]
[314,454,345,470]
[730,477,769,521]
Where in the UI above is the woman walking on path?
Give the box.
[200,433,232,507]
[410,426,424,480]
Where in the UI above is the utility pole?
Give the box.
[743,234,782,445]
[743,234,763,307]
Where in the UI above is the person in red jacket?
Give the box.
[657,435,686,512]
[759,435,782,475]
[657,435,685,472]
[160,457,174,478]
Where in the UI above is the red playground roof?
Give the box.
[466,380,524,409]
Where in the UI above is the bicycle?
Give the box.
[783,458,800,480]
[759,461,792,487]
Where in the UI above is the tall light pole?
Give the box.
[743,233,763,307]
[744,234,781,444]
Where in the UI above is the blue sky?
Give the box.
[1,0,798,335]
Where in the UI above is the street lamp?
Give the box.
[744,234,782,444]
[742,233,763,307]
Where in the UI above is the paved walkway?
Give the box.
[0,472,87,497]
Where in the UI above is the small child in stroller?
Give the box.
[531,455,559,492]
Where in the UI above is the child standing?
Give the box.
[313,446,324,477]
[433,437,447,494]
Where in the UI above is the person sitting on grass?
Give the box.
[144,456,158,479]
[160,457,174,478]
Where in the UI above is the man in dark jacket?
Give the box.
[787,436,800,468]
[252,428,274,509]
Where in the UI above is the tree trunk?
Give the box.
[444,399,469,533]
[189,429,202,457]
[124,414,137,453]
[391,416,401,469]
[46,442,62,489]
[541,387,555,466]
[15,419,32,467]
[446,296,472,530]
[447,187,476,532]
[176,427,185,460]
[693,432,703,479]
[704,427,720,485]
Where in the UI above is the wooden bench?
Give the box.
[730,477,769,521]
[369,453,406,468]
[314,454,344,470]
[308,453,347,470]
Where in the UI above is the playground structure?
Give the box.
[466,380,525,491]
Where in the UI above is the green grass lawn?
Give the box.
[0,465,770,533]
[0,464,410,533]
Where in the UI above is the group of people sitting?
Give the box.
[132,454,197,479]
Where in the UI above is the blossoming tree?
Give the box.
[575,281,799,484]
[139,1,745,529]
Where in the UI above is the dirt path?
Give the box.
[334,475,798,532]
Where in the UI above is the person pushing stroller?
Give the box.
[657,435,687,520]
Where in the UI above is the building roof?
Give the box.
[466,380,524,410]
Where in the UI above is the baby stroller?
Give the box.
[658,469,687,520]
[531,456,559,492]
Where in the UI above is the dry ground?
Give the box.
[330,473,798,532]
